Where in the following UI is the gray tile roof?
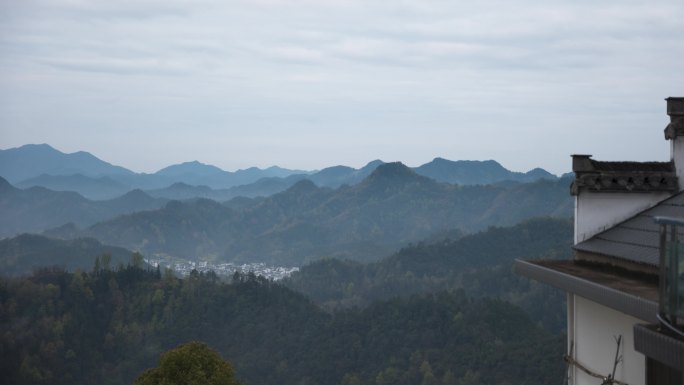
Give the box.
[587,160,675,173]
[573,191,684,266]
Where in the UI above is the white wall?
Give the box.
[574,192,670,244]
[569,295,646,385]
[672,137,684,185]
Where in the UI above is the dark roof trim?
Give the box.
[665,97,684,140]
[634,323,684,371]
[514,259,658,323]
[571,173,678,194]
[570,155,677,195]
[572,155,674,173]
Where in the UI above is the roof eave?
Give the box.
[514,259,658,323]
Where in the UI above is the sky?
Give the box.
[1,0,682,175]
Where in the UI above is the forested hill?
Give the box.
[284,217,573,331]
[0,177,167,238]
[59,163,572,265]
[1,266,564,385]
[0,234,133,276]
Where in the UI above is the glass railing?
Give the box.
[655,216,684,337]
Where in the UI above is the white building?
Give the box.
[516,97,684,385]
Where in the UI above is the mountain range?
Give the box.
[1,143,572,266]
[0,177,167,238]
[1,144,309,195]
[2,144,560,200]
[0,144,134,183]
[34,163,573,265]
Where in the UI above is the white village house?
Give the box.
[515,97,684,385]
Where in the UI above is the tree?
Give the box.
[420,360,439,385]
[101,253,112,270]
[131,252,145,269]
[133,341,240,385]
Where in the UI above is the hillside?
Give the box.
[221,174,307,199]
[0,178,167,238]
[68,163,572,265]
[83,198,239,260]
[284,217,573,331]
[17,173,131,200]
[1,267,564,385]
[0,234,133,276]
[145,182,226,201]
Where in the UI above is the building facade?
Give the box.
[515,97,684,385]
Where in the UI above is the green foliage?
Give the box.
[285,217,572,332]
[0,234,131,277]
[1,266,563,385]
[134,342,239,385]
[130,252,145,269]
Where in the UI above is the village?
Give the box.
[144,258,300,281]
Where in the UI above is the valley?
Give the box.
[0,143,573,385]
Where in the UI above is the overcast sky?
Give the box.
[1,0,682,175]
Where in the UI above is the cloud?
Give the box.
[0,0,683,174]
[40,57,192,76]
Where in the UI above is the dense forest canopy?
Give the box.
[285,217,572,332]
[1,264,564,385]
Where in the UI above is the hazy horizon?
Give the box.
[3,142,571,176]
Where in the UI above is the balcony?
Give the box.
[655,216,684,336]
[632,217,684,380]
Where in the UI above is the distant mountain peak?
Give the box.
[315,165,355,178]
[413,157,554,185]
[286,179,319,194]
[367,162,418,181]
[155,161,225,176]
[430,157,501,166]
[360,159,385,172]
[265,165,307,174]
[170,182,192,188]
[0,143,134,183]
[108,188,157,203]
[525,168,555,179]
[364,159,384,167]
[21,143,55,150]
[0,176,14,191]
[119,188,150,198]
